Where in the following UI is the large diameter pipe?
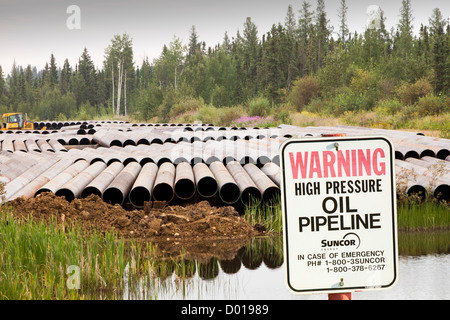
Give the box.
[25,139,40,152]
[261,162,281,187]
[226,161,262,206]
[396,160,449,201]
[81,162,125,198]
[395,166,428,200]
[209,161,240,205]
[35,160,90,196]
[55,162,107,201]
[128,162,158,208]
[3,158,58,202]
[193,162,218,198]
[102,162,142,205]
[174,162,196,200]
[7,158,75,200]
[152,162,175,203]
[243,163,280,204]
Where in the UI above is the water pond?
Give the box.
[122,231,450,300]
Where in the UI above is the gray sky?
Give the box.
[1,0,449,76]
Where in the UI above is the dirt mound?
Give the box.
[7,193,263,242]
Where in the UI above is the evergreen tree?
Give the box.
[78,47,96,107]
[49,53,58,88]
[314,0,331,72]
[429,8,449,93]
[0,65,5,104]
[60,59,72,95]
[337,0,349,45]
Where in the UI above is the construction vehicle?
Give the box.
[1,113,45,131]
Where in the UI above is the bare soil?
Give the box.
[7,193,263,243]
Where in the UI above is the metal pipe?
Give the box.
[102,162,142,205]
[152,162,175,203]
[395,166,428,200]
[7,158,75,200]
[13,139,27,152]
[47,139,67,152]
[25,139,40,152]
[209,161,240,205]
[193,162,218,198]
[128,162,158,208]
[244,163,280,204]
[421,156,450,169]
[81,162,125,198]
[3,158,59,201]
[55,162,107,201]
[261,162,281,187]
[36,139,54,152]
[174,161,196,200]
[35,160,90,196]
[1,139,14,152]
[226,161,262,206]
[396,160,449,201]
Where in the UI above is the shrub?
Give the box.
[396,78,433,105]
[217,106,245,126]
[376,99,403,115]
[415,94,447,116]
[304,98,340,115]
[195,104,218,125]
[288,76,321,111]
[169,96,205,120]
[247,96,271,117]
[272,104,294,125]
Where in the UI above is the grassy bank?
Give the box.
[245,198,449,234]
[0,197,448,300]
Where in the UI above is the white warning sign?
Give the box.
[280,136,398,294]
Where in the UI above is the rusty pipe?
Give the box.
[226,161,262,206]
[129,162,158,208]
[152,162,175,203]
[396,160,449,201]
[395,166,428,200]
[3,158,59,201]
[261,162,281,187]
[193,162,218,198]
[55,161,107,201]
[24,139,41,152]
[36,139,54,152]
[209,161,240,205]
[81,162,125,198]
[35,160,90,196]
[7,158,76,200]
[244,163,280,204]
[102,162,142,205]
[13,139,27,152]
[174,161,196,200]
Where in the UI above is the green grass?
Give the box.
[244,195,449,233]
[244,194,283,234]
[0,206,129,299]
[397,198,450,231]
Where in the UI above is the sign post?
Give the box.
[280,136,398,296]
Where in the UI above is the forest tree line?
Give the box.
[0,0,449,123]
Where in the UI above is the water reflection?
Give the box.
[122,236,284,299]
[121,232,449,300]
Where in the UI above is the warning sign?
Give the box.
[280,136,398,294]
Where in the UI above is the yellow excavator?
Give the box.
[1,113,45,131]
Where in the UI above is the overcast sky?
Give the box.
[1,0,449,76]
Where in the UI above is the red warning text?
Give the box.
[289,148,386,179]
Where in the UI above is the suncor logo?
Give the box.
[321,232,360,249]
